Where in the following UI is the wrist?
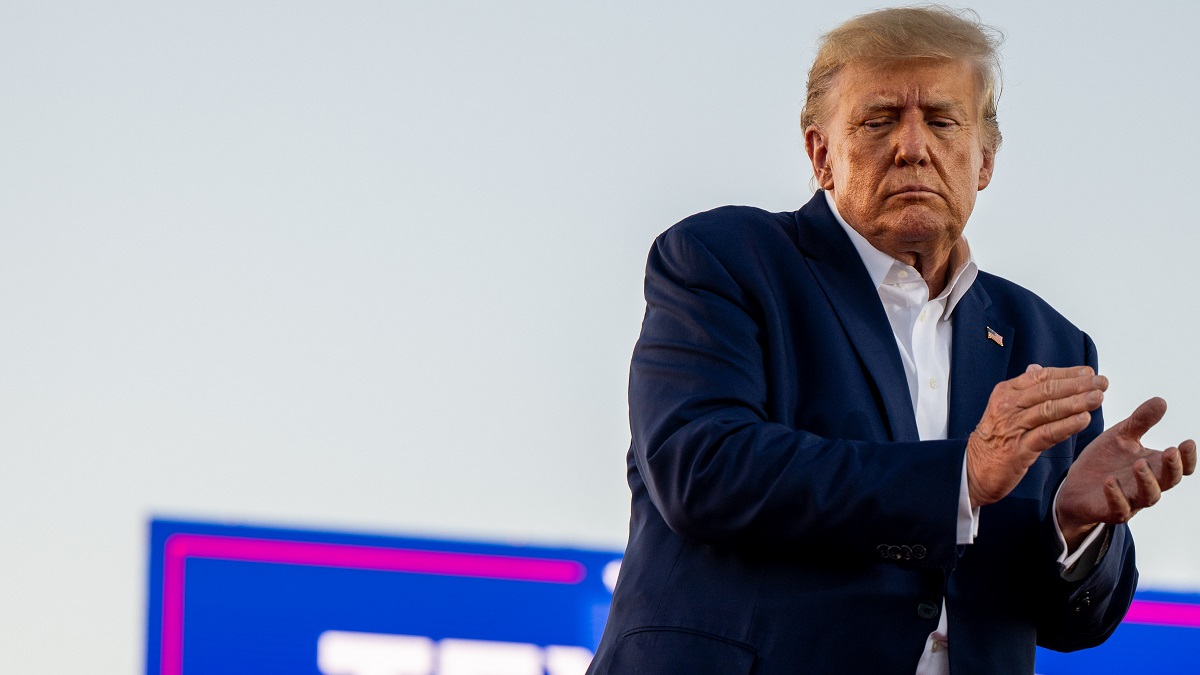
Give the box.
[965,433,989,509]
[1056,505,1099,553]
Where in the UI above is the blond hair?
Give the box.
[801,5,1004,150]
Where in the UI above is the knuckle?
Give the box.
[1037,424,1057,446]
[1040,399,1059,421]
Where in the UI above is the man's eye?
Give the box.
[863,119,891,129]
[928,119,956,129]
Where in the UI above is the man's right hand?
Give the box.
[966,364,1107,508]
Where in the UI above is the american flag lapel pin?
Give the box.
[986,326,1004,347]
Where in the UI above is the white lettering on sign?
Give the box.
[439,638,541,674]
[317,632,435,675]
[316,630,593,675]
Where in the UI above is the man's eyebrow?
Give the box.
[852,98,901,115]
[852,97,970,118]
[923,99,970,117]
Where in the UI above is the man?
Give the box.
[587,7,1195,675]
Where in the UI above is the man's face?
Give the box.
[805,58,994,266]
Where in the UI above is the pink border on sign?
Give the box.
[158,533,587,675]
[1124,600,1200,629]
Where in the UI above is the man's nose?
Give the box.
[893,117,931,166]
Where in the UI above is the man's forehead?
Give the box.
[834,59,981,110]
[843,56,976,78]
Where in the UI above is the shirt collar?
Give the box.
[823,190,978,318]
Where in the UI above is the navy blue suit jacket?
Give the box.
[587,192,1137,674]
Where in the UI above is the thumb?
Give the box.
[1117,397,1168,441]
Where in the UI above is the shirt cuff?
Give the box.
[1052,484,1110,581]
[957,459,980,545]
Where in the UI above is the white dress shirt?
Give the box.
[824,192,1106,675]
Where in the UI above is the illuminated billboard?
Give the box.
[145,520,619,674]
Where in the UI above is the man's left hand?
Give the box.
[1056,397,1196,550]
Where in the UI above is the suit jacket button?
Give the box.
[878,544,890,559]
[912,545,926,560]
[917,602,939,620]
[1074,592,1092,612]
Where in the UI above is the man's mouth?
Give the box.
[891,184,938,197]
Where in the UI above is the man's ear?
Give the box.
[977,145,995,191]
[804,125,835,191]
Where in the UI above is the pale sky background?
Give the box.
[2,1,1198,672]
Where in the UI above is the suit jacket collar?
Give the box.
[793,192,920,442]
[948,282,1013,438]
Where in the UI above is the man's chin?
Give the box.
[885,211,957,240]
[873,214,965,255]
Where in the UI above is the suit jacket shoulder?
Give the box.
[974,270,1087,337]
[655,205,801,279]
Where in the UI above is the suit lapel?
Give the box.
[794,194,919,443]
[948,282,1013,438]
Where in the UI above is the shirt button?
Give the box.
[917,602,939,620]
[918,310,927,322]
[898,270,909,279]
[929,378,938,389]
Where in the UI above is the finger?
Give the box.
[1160,447,1184,491]
[1015,389,1103,430]
[1132,459,1163,508]
[1180,439,1197,476]
[1115,397,1168,441]
[1105,477,1133,524]
[1012,365,1095,391]
[1022,411,1091,454]
[1012,373,1108,409]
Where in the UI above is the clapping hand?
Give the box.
[966,364,1107,509]
[1055,397,1196,549]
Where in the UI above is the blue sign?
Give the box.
[145,519,620,675]
[146,519,1200,674]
